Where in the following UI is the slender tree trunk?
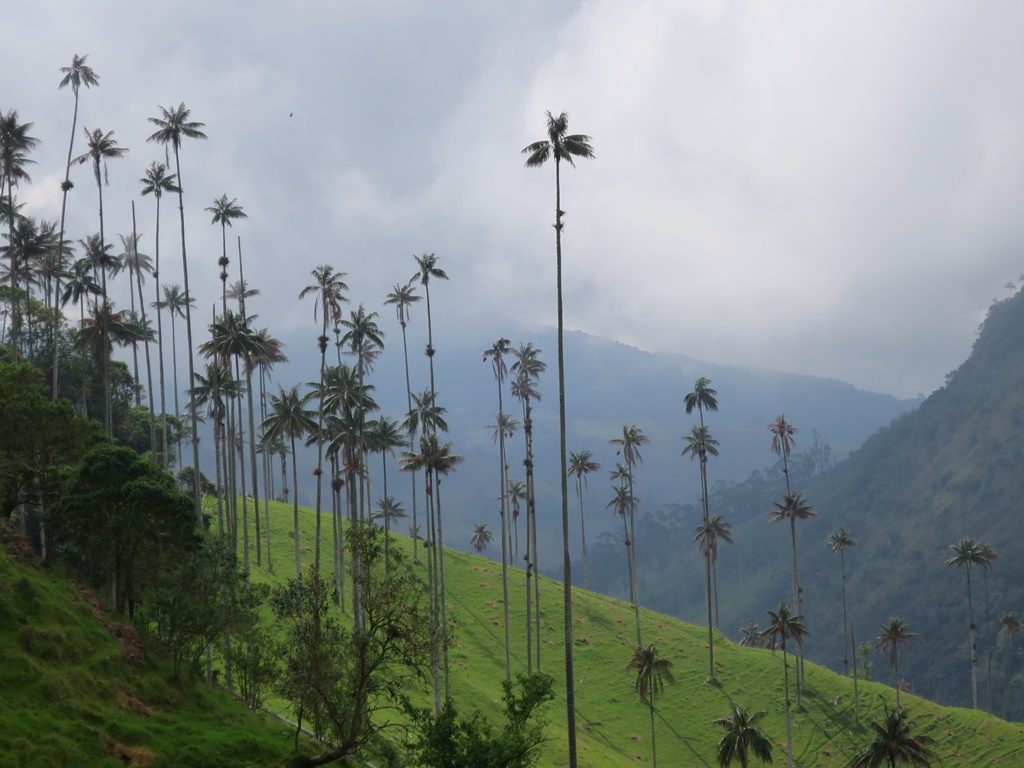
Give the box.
[214,410,224,534]
[171,146,203,528]
[291,433,301,579]
[783,643,794,768]
[95,174,112,438]
[54,89,82,399]
[424,467,441,717]
[153,198,169,467]
[553,158,579,767]
[314,317,328,575]
[851,626,859,720]
[627,460,642,649]
[436,478,451,700]
[131,203,157,457]
[8,178,19,361]
[238,238,264,571]
[399,319,418,563]
[704,535,714,679]
[967,567,978,709]
[648,697,658,768]
[840,549,850,676]
[577,477,589,589]
[789,516,801,706]
[983,567,992,712]
[495,381,512,683]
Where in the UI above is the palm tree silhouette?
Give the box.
[849,703,934,767]
[761,602,808,768]
[713,705,773,767]
[157,283,193,469]
[610,424,649,648]
[683,423,721,678]
[523,111,594,767]
[627,644,674,768]
[262,385,315,578]
[471,523,493,554]
[147,103,207,526]
[568,449,600,589]
[53,54,99,397]
[140,162,180,466]
[384,279,421,560]
[73,127,126,435]
[827,527,857,676]
[0,109,39,360]
[945,537,987,708]
[694,514,733,630]
[875,617,914,707]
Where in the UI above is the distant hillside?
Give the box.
[256,319,916,566]
[594,291,1024,717]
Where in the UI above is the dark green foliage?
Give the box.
[848,704,935,767]
[271,523,431,766]
[177,465,215,496]
[231,617,279,710]
[0,362,100,522]
[138,536,264,680]
[47,443,196,614]
[407,673,554,768]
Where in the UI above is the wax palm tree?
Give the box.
[761,603,808,768]
[73,127,127,436]
[568,449,600,589]
[523,112,595,766]
[365,415,406,538]
[411,253,447,389]
[190,360,239,535]
[140,162,180,466]
[627,644,674,768]
[876,617,914,707]
[770,489,816,702]
[384,278,422,560]
[999,611,1020,717]
[402,431,462,714]
[340,304,384,518]
[610,424,649,648]
[976,542,997,712]
[848,703,934,768]
[827,528,857,676]
[262,386,315,578]
[507,478,527,561]
[471,523,493,554]
[300,265,348,573]
[147,103,207,525]
[683,423,721,678]
[115,232,154,406]
[53,54,99,396]
[206,195,247,289]
[945,537,987,708]
[483,336,514,679]
[713,706,774,768]
[511,342,546,670]
[739,622,762,648]
[0,110,38,360]
[1,216,50,354]
[60,256,100,414]
[158,283,193,468]
[694,514,733,630]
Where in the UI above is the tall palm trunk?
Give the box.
[153,199,169,467]
[238,239,264,569]
[6,181,18,362]
[525,397,541,670]
[423,464,440,716]
[966,565,978,709]
[331,453,345,610]
[314,317,328,576]
[626,459,642,649]
[131,203,157,456]
[780,445,804,698]
[435,477,452,699]
[260,365,273,560]
[495,388,512,683]
[782,641,794,768]
[553,157,579,766]
[576,476,589,589]
[171,145,203,527]
[840,549,850,676]
[93,170,112,437]
[213,404,224,534]
[54,88,83,399]
[399,318,418,563]
[291,433,301,579]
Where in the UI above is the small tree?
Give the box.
[272,523,431,766]
[408,673,554,768]
[627,644,674,767]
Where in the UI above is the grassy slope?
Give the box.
[0,533,302,768]
[247,496,1024,767]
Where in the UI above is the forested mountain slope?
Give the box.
[589,291,1024,717]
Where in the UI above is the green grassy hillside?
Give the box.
[245,496,1024,766]
[0,525,301,768]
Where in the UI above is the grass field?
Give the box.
[239,495,1024,767]
[0,525,302,768]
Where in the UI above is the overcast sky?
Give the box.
[7,0,1024,397]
